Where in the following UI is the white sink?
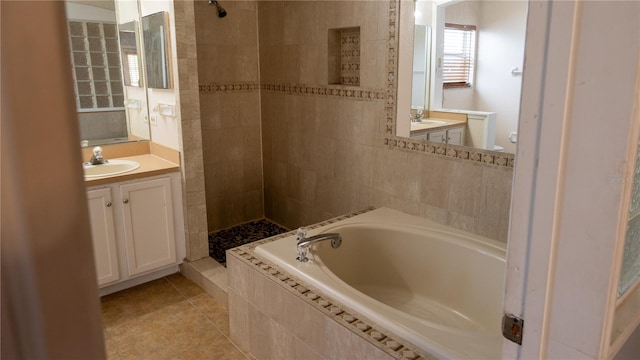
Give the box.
[419,120,448,126]
[84,159,140,178]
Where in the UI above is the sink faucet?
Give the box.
[410,109,424,123]
[296,227,342,262]
[88,146,107,165]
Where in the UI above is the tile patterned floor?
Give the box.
[101,273,252,360]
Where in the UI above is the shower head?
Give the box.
[209,0,227,18]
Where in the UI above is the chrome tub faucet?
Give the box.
[296,227,342,262]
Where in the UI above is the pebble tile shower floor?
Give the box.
[208,219,289,266]
[101,273,252,360]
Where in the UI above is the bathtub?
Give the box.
[254,207,506,359]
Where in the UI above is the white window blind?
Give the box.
[443,23,476,88]
[127,54,140,87]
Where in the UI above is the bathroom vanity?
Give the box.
[410,121,466,145]
[85,154,185,295]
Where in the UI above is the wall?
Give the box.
[259,0,512,242]
[473,1,526,153]
[441,0,478,110]
[194,0,264,231]
[173,0,209,260]
[442,1,527,153]
[141,0,182,150]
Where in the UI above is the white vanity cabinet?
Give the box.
[87,188,120,286]
[446,126,465,146]
[426,129,447,143]
[412,125,466,145]
[86,172,183,291]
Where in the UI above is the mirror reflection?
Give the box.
[65,0,151,146]
[401,0,528,154]
[142,12,172,90]
[118,20,143,87]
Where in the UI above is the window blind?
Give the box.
[443,23,476,88]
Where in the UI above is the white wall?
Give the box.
[140,0,181,150]
[441,0,478,110]
[439,1,527,153]
[115,0,182,150]
[474,1,527,153]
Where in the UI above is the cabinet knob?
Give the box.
[123,199,129,204]
[106,202,112,207]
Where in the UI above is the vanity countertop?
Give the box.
[84,154,180,186]
[410,118,467,134]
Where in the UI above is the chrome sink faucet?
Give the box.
[88,146,107,165]
[296,227,342,262]
[410,109,424,123]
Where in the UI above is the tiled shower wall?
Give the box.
[259,1,513,242]
[190,0,513,241]
[194,0,264,231]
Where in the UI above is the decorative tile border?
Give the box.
[199,82,260,93]
[261,83,385,101]
[229,207,436,360]
[199,81,385,101]
[384,137,515,169]
[382,0,515,168]
[198,1,514,168]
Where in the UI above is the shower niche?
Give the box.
[328,27,361,86]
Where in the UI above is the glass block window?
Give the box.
[619,144,640,297]
[68,21,124,109]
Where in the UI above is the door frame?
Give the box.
[504,0,640,358]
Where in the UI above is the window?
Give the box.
[67,21,125,109]
[442,23,476,89]
[126,54,140,87]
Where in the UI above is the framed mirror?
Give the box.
[397,0,528,154]
[64,0,151,146]
[142,12,172,90]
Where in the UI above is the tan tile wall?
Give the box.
[174,0,209,260]
[227,254,395,360]
[259,1,513,242]
[195,0,264,231]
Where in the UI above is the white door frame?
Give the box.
[504,0,640,358]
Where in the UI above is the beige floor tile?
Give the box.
[166,272,206,299]
[189,293,231,336]
[101,278,186,328]
[104,330,122,360]
[103,274,253,360]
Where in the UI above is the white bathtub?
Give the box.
[254,207,506,359]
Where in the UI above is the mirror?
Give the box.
[411,25,431,109]
[65,0,151,146]
[142,12,172,89]
[398,0,528,154]
[118,21,143,87]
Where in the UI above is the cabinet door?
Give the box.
[120,177,176,276]
[410,132,427,141]
[87,188,120,286]
[427,129,447,143]
[447,127,465,146]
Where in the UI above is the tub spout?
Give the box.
[296,227,342,262]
